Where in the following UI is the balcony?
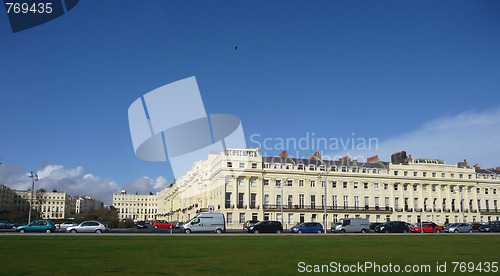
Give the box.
[261,205,393,213]
[480,208,500,214]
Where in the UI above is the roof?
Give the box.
[475,167,498,175]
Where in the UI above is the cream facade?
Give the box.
[15,190,72,220]
[1,185,29,219]
[1,185,105,220]
[156,148,500,229]
[74,195,104,214]
[112,190,158,221]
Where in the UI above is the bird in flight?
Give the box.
[234,46,238,50]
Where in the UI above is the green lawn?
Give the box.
[0,235,499,275]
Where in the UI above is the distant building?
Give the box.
[14,190,71,220]
[0,186,105,221]
[73,195,103,214]
[112,190,158,221]
[0,184,15,214]
[0,185,27,219]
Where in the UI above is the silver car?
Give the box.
[444,223,473,233]
[331,222,342,232]
[66,221,108,233]
[57,221,78,230]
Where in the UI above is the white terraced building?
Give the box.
[112,190,158,221]
[124,148,499,229]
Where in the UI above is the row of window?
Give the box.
[229,178,498,195]
[262,163,385,174]
[224,150,258,157]
[42,206,65,212]
[394,170,477,179]
[113,198,156,201]
[41,213,64,218]
[394,197,500,210]
[226,162,499,181]
[224,192,500,211]
[118,208,157,214]
[226,162,258,169]
[114,202,157,207]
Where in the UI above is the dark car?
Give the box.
[471,222,483,231]
[479,221,500,232]
[375,221,410,233]
[243,220,259,230]
[134,221,147,229]
[290,222,324,234]
[247,221,283,234]
[370,222,383,231]
[0,219,19,229]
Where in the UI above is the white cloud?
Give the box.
[0,162,169,205]
[331,108,500,168]
[0,163,121,205]
[37,164,84,180]
[123,176,168,195]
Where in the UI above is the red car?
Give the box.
[152,220,175,229]
[410,222,442,233]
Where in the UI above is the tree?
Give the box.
[33,188,47,220]
[81,206,119,228]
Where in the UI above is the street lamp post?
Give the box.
[318,170,329,234]
[28,171,39,224]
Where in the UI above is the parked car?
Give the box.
[57,221,78,230]
[0,219,19,229]
[479,221,500,232]
[330,222,342,232]
[332,218,370,233]
[174,221,184,229]
[16,220,56,233]
[181,213,226,233]
[374,221,410,233]
[247,221,283,234]
[444,223,473,233]
[67,221,108,233]
[152,220,175,229]
[410,222,442,233]
[290,222,324,233]
[243,220,259,230]
[134,220,147,229]
[471,222,483,231]
[370,222,383,231]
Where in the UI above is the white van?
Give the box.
[332,218,370,233]
[181,213,226,234]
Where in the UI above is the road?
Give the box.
[1,226,499,236]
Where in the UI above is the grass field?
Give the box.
[1,235,499,275]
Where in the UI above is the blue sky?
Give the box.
[1,0,500,204]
